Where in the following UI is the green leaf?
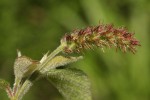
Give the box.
[46,68,92,100]
[40,56,83,73]
[0,79,10,90]
[14,56,39,80]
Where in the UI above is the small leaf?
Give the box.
[17,49,22,57]
[40,56,83,73]
[46,68,92,100]
[14,56,39,79]
[40,51,49,63]
[0,79,10,90]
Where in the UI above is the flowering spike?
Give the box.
[61,23,140,54]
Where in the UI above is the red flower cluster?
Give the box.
[61,24,140,54]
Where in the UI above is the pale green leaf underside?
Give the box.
[46,68,92,100]
[40,56,83,73]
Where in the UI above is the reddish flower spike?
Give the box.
[61,23,140,54]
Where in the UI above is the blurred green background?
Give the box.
[0,0,149,100]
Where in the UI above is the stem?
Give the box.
[6,86,13,99]
[16,75,42,100]
[13,78,21,96]
[12,72,42,100]
[39,45,64,70]
[17,80,33,100]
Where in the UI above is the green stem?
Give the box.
[12,80,33,100]
[39,44,64,70]
[19,80,33,100]
[13,78,21,95]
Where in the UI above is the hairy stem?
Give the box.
[13,78,21,96]
[6,86,13,99]
[39,44,64,70]
[17,80,33,100]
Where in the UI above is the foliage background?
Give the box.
[0,0,149,100]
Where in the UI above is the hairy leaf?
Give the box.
[40,56,83,73]
[14,56,39,79]
[46,68,92,100]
